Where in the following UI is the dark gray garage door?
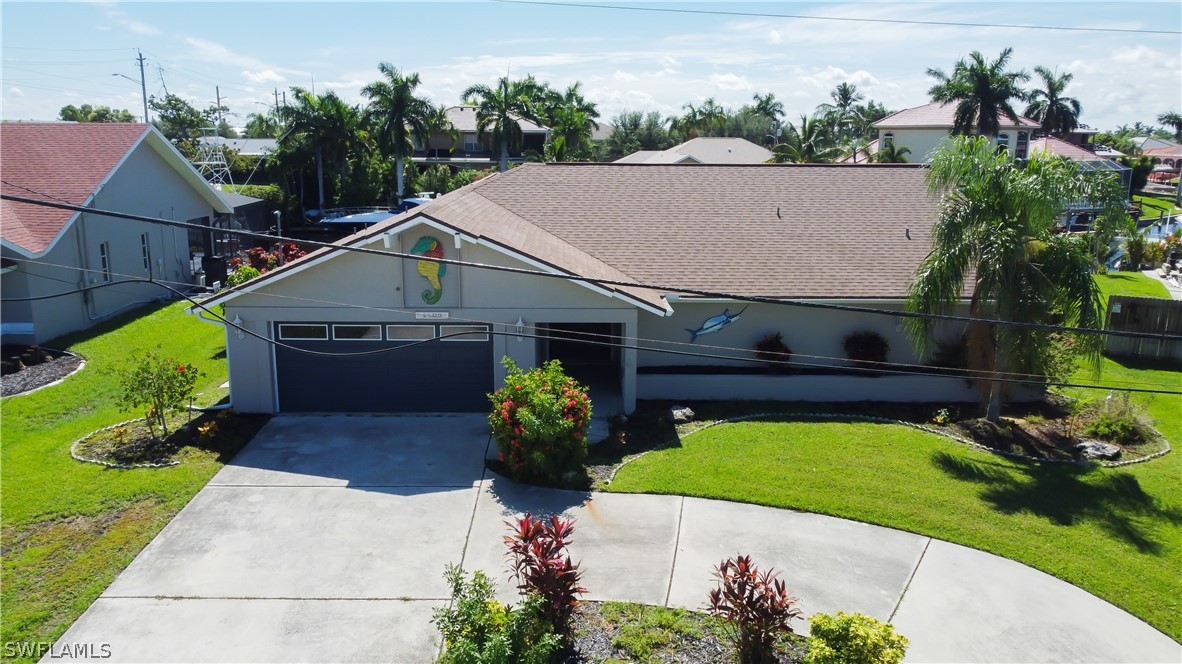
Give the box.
[274,323,493,412]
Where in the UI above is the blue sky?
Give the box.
[2,1,1179,131]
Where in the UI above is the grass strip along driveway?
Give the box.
[609,360,1182,643]
[1,302,231,657]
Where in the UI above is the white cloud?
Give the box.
[8,87,23,98]
[243,70,285,83]
[710,73,752,91]
[123,19,160,36]
[801,66,879,90]
[768,29,783,45]
[660,56,680,68]
[613,70,637,82]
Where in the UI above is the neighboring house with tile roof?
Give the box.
[196,162,997,416]
[616,137,773,164]
[413,105,550,170]
[1,122,234,344]
[872,101,1041,163]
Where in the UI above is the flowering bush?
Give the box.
[242,242,306,273]
[488,358,591,484]
[114,352,200,439]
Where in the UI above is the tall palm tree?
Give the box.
[361,64,432,199]
[752,92,785,126]
[462,76,545,171]
[539,83,599,161]
[905,136,1127,421]
[768,114,840,163]
[674,98,727,139]
[243,111,281,138]
[927,47,1031,136]
[1157,111,1182,141]
[818,82,865,142]
[875,142,911,163]
[421,104,458,159]
[281,87,365,211]
[1024,66,1082,137]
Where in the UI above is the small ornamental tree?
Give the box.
[706,554,802,664]
[488,358,591,484]
[804,612,909,664]
[116,352,200,438]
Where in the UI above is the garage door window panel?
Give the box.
[333,324,382,341]
[386,325,436,342]
[440,325,489,341]
[278,324,328,340]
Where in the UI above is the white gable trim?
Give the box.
[4,126,233,259]
[199,211,670,316]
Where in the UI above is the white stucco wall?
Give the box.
[218,223,642,414]
[887,126,1033,163]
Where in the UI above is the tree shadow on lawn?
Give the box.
[932,451,1182,555]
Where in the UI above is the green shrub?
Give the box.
[1039,332,1081,384]
[432,565,561,664]
[224,266,261,287]
[842,331,890,372]
[488,358,591,484]
[753,332,793,374]
[706,554,802,664]
[1084,392,1157,446]
[804,612,909,664]
[114,351,200,438]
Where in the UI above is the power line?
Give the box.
[487,0,1182,35]
[4,191,1178,345]
[9,257,1179,395]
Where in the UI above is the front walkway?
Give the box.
[55,415,1180,663]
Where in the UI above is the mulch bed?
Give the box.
[0,347,83,397]
[566,601,806,663]
[72,409,270,467]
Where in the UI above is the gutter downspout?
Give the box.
[193,308,234,410]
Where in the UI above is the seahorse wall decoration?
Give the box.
[410,236,447,304]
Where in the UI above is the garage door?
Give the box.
[274,322,493,412]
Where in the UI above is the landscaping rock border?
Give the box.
[69,419,180,469]
[607,411,1171,483]
[1,348,85,397]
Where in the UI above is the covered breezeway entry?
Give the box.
[536,322,624,412]
[273,322,492,412]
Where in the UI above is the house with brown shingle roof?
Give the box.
[616,137,774,164]
[197,162,987,415]
[1,122,233,344]
[413,105,550,170]
[871,101,1041,162]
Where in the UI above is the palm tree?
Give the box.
[281,88,365,211]
[674,98,727,139]
[768,114,840,163]
[927,47,1031,136]
[462,76,545,172]
[818,82,865,142]
[1157,111,1182,141]
[876,142,911,163]
[539,83,599,161]
[243,111,281,138]
[421,104,458,159]
[361,64,432,200]
[752,92,785,127]
[905,136,1127,421]
[1024,66,1082,137]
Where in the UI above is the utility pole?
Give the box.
[273,88,280,115]
[215,86,223,128]
[136,49,149,123]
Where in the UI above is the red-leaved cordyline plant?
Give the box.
[504,513,587,637]
[706,554,802,664]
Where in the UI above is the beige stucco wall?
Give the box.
[219,223,642,414]
[887,126,1033,162]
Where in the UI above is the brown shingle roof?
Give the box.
[207,163,942,308]
[445,106,549,134]
[875,102,1039,130]
[1,122,150,254]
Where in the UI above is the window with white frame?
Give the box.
[386,325,436,342]
[99,242,111,283]
[440,324,489,341]
[462,133,481,152]
[332,324,382,341]
[996,133,1010,154]
[1015,131,1029,159]
[277,324,328,340]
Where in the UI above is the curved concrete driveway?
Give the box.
[56,415,1180,663]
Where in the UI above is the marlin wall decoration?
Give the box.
[685,305,748,342]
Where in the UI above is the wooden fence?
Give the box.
[1104,295,1182,362]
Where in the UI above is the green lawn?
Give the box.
[1134,194,1182,219]
[1095,272,1170,307]
[1,302,230,655]
[611,265,1182,642]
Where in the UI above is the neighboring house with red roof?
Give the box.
[1142,144,1182,169]
[1,123,233,344]
[871,101,1041,162]
[195,162,1000,416]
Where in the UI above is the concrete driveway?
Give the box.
[56,415,1180,663]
